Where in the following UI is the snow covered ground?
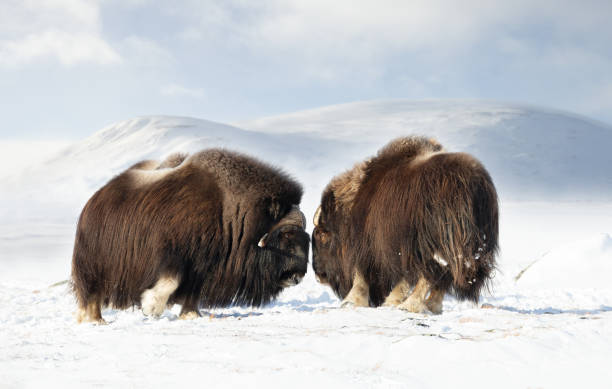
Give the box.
[1,100,611,388]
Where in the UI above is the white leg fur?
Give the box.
[341,270,370,308]
[398,276,430,313]
[141,276,180,317]
[382,279,411,307]
[76,298,106,325]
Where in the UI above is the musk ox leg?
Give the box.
[398,276,430,314]
[179,310,201,320]
[76,297,106,325]
[179,298,202,320]
[425,288,445,315]
[341,270,370,308]
[141,275,180,317]
[382,279,411,307]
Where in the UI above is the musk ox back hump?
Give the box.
[189,149,303,218]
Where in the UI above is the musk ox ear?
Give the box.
[313,206,321,227]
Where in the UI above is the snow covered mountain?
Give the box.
[3,100,611,224]
[1,116,364,223]
[239,99,612,201]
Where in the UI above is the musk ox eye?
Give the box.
[315,229,330,244]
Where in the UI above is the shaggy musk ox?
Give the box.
[72,149,309,323]
[312,136,498,314]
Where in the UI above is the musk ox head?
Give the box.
[312,193,351,297]
[258,205,310,288]
[311,158,370,295]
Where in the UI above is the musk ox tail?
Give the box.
[420,153,499,302]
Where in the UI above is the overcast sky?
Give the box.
[1,0,612,139]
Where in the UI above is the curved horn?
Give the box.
[276,205,306,230]
[313,206,321,227]
[258,233,269,248]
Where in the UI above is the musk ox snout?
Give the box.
[258,206,309,287]
[260,219,310,288]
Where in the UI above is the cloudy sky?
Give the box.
[1,0,612,139]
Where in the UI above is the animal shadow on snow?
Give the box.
[269,291,337,312]
[493,305,612,316]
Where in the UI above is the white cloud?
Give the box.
[0,30,120,67]
[160,83,205,99]
[122,36,175,68]
[175,0,612,81]
[178,1,519,54]
[0,0,120,67]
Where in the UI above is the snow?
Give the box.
[0,140,72,180]
[1,100,612,388]
[516,233,612,290]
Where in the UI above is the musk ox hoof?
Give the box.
[179,311,201,320]
[141,303,162,317]
[398,299,429,314]
[426,300,443,315]
[75,310,107,325]
[340,297,369,308]
[340,300,354,308]
[141,276,180,317]
[382,297,403,307]
[141,291,167,317]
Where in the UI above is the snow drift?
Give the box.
[515,233,612,290]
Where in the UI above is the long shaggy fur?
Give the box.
[72,149,309,315]
[312,136,499,306]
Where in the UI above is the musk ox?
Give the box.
[312,136,498,314]
[72,149,309,323]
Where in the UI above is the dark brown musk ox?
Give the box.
[72,149,309,323]
[312,136,498,314]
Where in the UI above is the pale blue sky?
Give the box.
[1,0,612,139]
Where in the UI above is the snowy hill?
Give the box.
[4,100,611,226]
[239,99,612,200]
[2,100,612,388]
[0,116,364,223]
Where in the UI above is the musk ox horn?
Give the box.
[258,233,269,248]
[278,205,306,230]
[258,206,306,248]
[313,206,321,227]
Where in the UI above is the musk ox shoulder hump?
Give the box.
[188,148,303,203]
[376,136,444,160]
[125,152,190,189]
[157,152,188,169]
[326,136,444,212]
[326,159,369,213]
